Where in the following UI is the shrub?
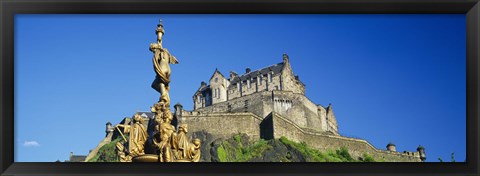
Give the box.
[88,137,122,162]
[217,145,227,162]
[362,153,376,162]
[279,136,358,162]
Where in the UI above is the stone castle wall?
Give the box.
[264,112,421,162]
[175,110,421,162]
[189,90,335,133]
[178,112,263,140]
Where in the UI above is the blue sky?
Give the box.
[14,14,466,162]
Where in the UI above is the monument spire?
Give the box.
[115,20,201,162]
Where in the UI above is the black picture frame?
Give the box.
[1,0,479,175]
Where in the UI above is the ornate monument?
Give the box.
[115,20,201,162]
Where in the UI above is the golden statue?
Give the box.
[150,19,178,107]
[172,124,201,162]
[117,20,200,162]
[114,114,148,162]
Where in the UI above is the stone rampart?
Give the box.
[266,112,421,162]
[191,90,329,133]
[179,112,263,140]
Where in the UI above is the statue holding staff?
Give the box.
[114,114,148,162]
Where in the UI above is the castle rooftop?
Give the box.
[229,62,285,86]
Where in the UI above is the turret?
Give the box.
[105,122,114,136]
[174,103,183,117]
[386,143,396,152]
[417,145,426,162]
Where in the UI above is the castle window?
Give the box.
[237,83,241,92]
[258,76,262,85]
[247,79,251,89]
[217,88,220,98]
[268,72,273,82]
[215,77,218,83]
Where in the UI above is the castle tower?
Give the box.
[326,103,339,135]
[193,81,208,110]
[105,122,114,136]
[209,68,229,105]
[417,145,426,162]
[317,105,328,132]
[386,143,396,152]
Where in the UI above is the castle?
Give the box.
[191,54,339,135]
[85,53,427,162]
[172,53,426,162]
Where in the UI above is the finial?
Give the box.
[283,53,289,63]
[156,19,165,34]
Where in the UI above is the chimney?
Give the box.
[201,81,206,86]
[230,71,237,80]
[246,68,251,73]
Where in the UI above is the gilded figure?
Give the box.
[115,114,148,161]
[150,20,179,106]
[116,20,200,162]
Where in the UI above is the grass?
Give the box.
[362,153,376,162]
[217,134,272,162]
[88,137,123,162]
[278,136,368,162]
[217,145,227,162]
